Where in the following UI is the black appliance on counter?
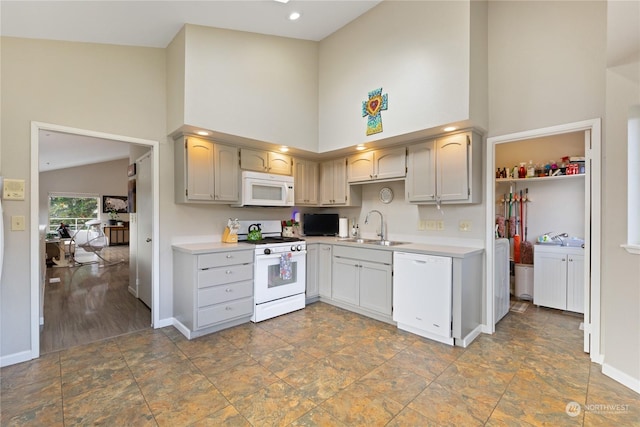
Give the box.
[302,213,339,236]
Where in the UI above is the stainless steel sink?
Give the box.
[341,238,406,246]
[370,240,406,246]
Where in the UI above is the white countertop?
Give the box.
[172,236,484,258]
[172,241,252,254]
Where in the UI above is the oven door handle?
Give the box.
[256,251,306,260]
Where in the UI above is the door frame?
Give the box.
[30,121,160,359]
[484,118,602,364]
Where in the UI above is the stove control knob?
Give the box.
[264,248,271,255]
[296,245,302,251]
[291,245,296,252]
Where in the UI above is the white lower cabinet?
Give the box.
[173,248,254,339]
[533,245,584,314]
[306,243,333,303]
[393,252,453,344]
[330,246,392,320]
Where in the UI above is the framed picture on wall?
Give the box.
[102,195,129,213]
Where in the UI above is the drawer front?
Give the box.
[333,245,392,264]
[198,263,253,288]
[198,280,253,307]
[197,297,254,328]
[198,250,254,269]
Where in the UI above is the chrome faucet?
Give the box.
[365,209,385,241]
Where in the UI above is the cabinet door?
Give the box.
[214,143,239,202]
[332,159,348,204]
[437,133,469,202]
[318,244,332,298]
[566,253,585,313]
[375,147,406,180]
[319,160,334,204]
[332,257,359,305]
[240,148,268,172]
[268,152,292,175]
[534,250,567,310]
[305,161,319,205]
[406,141,436,202]
[306,244,319,298]
[347,152,374,182]
[294,159,319,205]
[359,261,392,316]
[187,138,215,201]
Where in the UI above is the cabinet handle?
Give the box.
[562,258,566,261]
[225,306,232,311]
[225,288,232,292]
[226,254,233,258]
[225,270,232,274]
[370,174,373,178]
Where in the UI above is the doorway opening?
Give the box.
[485,119,602,364]
[30,122,160,359]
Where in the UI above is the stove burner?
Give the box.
[243,236,305,245]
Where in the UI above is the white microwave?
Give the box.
[232,171,294,207]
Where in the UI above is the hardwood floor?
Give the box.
[40,245,151,354]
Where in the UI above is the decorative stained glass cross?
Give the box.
[362,87,388,136]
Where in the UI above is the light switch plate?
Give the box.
[436,220,445,231]
[11,215,26,231]
[426,220,437,231]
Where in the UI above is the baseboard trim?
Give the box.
[154,317,173,329]
[172,318,193,339]
[458,324,483,348]
[602,362,640,394]
[0,350,35,368]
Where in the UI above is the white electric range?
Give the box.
[237,220,306,322]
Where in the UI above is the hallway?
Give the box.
[40,245,151,354]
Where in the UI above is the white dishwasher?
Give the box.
[393,252,453,345]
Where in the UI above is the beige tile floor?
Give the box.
[2,302,639,426]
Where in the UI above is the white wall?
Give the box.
[177,25,319,152]
[318,1,473,152]
[488,1,606,137]
[602,60,640,385]
[0,37,166,360]
[38,158,130,226]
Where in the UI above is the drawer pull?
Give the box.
[225,288,232,292]
[226,270,232,274]
[226,254,233,259]
[225,306,232,311]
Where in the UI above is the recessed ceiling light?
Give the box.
[274,0,289,3]
[356,144,366,151]
[443,126,457,132]
[289,11,301,21]
[280,146,289,152]
[196,130,209,136]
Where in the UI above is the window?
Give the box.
[48,194,99,232]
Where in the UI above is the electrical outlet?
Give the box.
[11,215,26,231]
[436,220,445,231]
[459,220,472,232]
[418,220,426,231]
[426,220,437,231]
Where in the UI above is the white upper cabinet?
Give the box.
[347,147,406,183]
[406,131,482,204]
[240,148,292,175]
[175,136,239,203]
[319,159,361,206]
[293,158,319,205]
